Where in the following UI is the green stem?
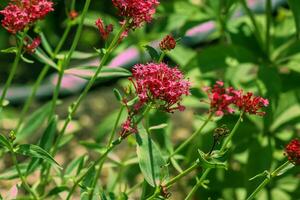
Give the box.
[15,22,72,133]
[158,51,166,63]
[185,168,211,200]
[51,20,128,157]
[170,113,213,158]
[15,65,50,133]
[88,106,124,199]
[49,0,91,119]
[166,162,199,188]
[66,136,124,200]
[0,33,26,107]
[246,161,291,200]
[11,150,39,199]
[265,0,272,58]
[146,187,160,200]
[220,112,243,153]
[239,0,263,49]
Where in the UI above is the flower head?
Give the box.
[285,139,300,165]
[131,62,190,113]
[159,35,176,51]
[0,3,30,34]
[24,36,41,54]
[234,92,269,116]
[95,18,114,40]
[203,81,269,116]
[0,0,53,34]
[203,81,237,116]
[112,0,159,29]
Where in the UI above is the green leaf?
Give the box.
[144,45,159,61]
[135,124,168,187]
[0,47,17,54]
[65,66,132,81]
[39,32,53,56]
[287,0,300,38]
[149,123,168,131]
[15,144,61,168]
[0,134,11,150]
[46,186,69,197]
[39,116,57,151]
[64,155,88,178]
[16,102,52,142]
[56,51,98,60]
[21,54,34,64]
[198,150,227,170]
[33,48,59,70]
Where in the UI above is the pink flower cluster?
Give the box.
[285,139,300,165]
[112,0,159,29]
[0,0,54,34]
[131,62,190,113]
[203,81,269,116]
[95,18,114,40]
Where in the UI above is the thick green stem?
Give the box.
[0,33,26,107]
[170,113,213,158]
[220,112,244,153]
[185,168,211,200]
[246,161,291,200]
[11,150,39,199]
[146,187,160,200]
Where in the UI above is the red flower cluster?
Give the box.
[131,63,190,113]
[203,81,269,116]
[285,139,300,165]
[24,37,41,54]
[234,91,269,116]
[112,0,159,29]
[159,35,177,51]
[95,18,114,40]
[0,0,53,34]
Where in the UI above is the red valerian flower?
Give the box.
[24,37,41,54]
[23,0,54,21]
[234,91,269,116]
[203,81,269,116]
[95,18,114,40]
[130,62,190,113]
[159,35,176,51]
[285,139,300,165]
[112,0,159,29]
[0,0,53,34]
[203,81,237,116]
[0,3,30,34]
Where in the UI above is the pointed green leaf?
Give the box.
[287,0,300,38]
[15,144,61,168]
[144,45,159,61]
[0,134,11,150]
[46,186,69,197]
[65,66,132,81]
[135,124,168,187]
